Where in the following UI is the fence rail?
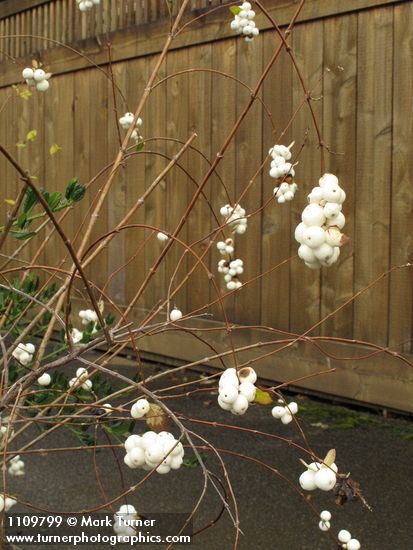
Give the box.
[0,0,229,60]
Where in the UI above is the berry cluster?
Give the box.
[169,308,183,322]
[271,401,298,425]
[220,204,248,235]
[69,367,93,392]
[130,398,150,419]
[8,455,25,477]
[76,0,100,12]
[119,112,143,144]
[124,431,184,475]
[268,143,298,204]
[338,530,361,550]
[318,510,331,531]
[0,495,16,513]
[113,504,138,541]
[216,203,248,291]
[217,367,257,415]
[79,309,98,335]
[22,66,51,92]
[295,173,347,269]
[230,2,259,42]
[37,373,51,387]
[218,258,243,290]
[12,343,35,366]
[299,460,338,492]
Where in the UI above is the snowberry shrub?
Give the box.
[0,1,385,547]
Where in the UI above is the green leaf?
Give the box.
[16,212,28,229]
[105,313,115,326]
[183,453,206,468]
[47,191,62,211]
[23,187,39,213]
[26,129,37,142]
[19,90,32,101]
[4,199,16,206]
[16,142,27,149]
[72,184,86,202]
[254,388,273,405]
[230,6,242,16]
[49,143,62,156]
[41,188,50,204]
[65,178,85,203]
[10,230,36,240]
[135,139,145,152]
[65,178,77,199]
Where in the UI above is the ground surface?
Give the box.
[5,360,413,550]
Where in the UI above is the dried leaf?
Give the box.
[145,404,171,433]
[323,448,336,467]
[4,199,16,206]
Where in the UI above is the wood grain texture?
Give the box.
[165,47,190,316]
[353,7,393,346]
[261,38,293,331]
[290,20,323,335]
[123,56,148,313]
[142,53,167,312]
[233,34,263,325]
[389,2,413,352]
[0,2,413,410]
[106,60,127,305]
[321,14,357,338]
[210,38,237,322]
[184,42,213,314]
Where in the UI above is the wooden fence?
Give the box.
[0,0,412,412]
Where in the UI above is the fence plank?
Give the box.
[185,43,213,315]
[353,7,393,345]
[233,37,263,325]
[210,38,237,322]
[388,2,413,353]
[321,14,357,338]
[261,38,293,332]
[290,20,324,335]
[164,47,190,316]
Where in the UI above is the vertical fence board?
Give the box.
[165,48,190,315]
[185,43,213,314]
[123,57,148,314]
[290,20,324,335]
[389,2,413,353]
[143,54,167,313]
[106,62,127,305]
[353,7,393,345]
[261,37,293,331]
[210,38,237,322]
[234,37,263,325]
[321,14,357,337]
